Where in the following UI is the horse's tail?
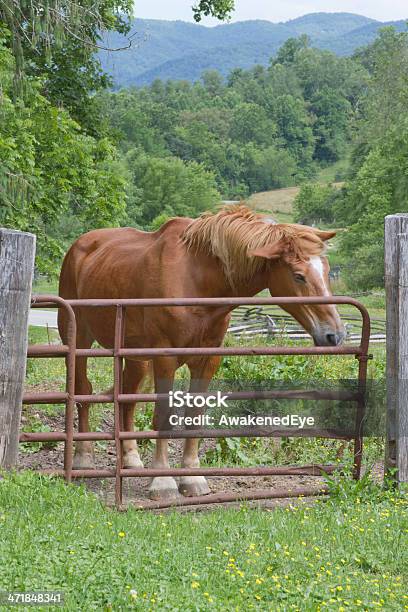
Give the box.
[101,361,154,397]
[58,243,79,345]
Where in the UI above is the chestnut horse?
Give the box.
[58,205,345,501]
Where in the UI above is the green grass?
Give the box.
[248,187,298,223]
[0,472,406,610]
[317,157,349,184]
[32,277,58,295]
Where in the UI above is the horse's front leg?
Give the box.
[148,356,180,501]
[179,356,222,497]
[121,359,150,469]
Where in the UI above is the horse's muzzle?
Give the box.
[312,328,346,347]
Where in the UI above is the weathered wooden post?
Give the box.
[385,214,408,483]
[0,229,36,468]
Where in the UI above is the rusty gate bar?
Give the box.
[114,305,125,507]
[31,295,371,310]
[131,485,330,511]
[23,294,371,509]
[36,296,78,483]
[353,352,369,479]
[27,345,364,357]
[34,464,341,478]
[19,428,355,442]
[22,389,362,403]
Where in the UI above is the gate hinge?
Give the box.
[355,354,373,362]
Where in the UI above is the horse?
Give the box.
[58,204,345,501]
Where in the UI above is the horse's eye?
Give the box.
[294,273,306,284]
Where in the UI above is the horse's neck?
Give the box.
[231,276,269,297]
[191,252,268,298]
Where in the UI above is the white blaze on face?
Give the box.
[310,256,330,296]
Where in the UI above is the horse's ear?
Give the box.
[248,240,285,260]
[314,229,336,241]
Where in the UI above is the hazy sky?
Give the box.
[133,0,408,24]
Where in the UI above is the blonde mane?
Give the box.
[181,204,325,288]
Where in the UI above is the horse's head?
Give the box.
[250,226,345,347]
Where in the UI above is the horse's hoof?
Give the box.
[179,476,210,497]
[123,451,144,469]
[72,453,95,470]
[148,477,180,501]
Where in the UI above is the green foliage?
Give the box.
[193,0,235,22]
[204,436,251,465]
[125,152,220,228]
[240,144,297,193]
[0,0,132,133]
[273,35,310,66]
[229,103,276,147]
[3,3,405,290]
[20,416,57,453]
[279,44,366,165]
[337,28,408,290]
[294,183,340,225]
[338,131,408,290]
[0,36,127,273]
[25,40,114,137]
[269,94,315,172]
[0,0,132,275]
[102,43,365,199]
[311,88,352,163]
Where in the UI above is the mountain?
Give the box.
[98,13,407,88]
[321,19,407,55]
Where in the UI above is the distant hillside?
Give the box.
[321,19,408,55]
[99,12,407,88]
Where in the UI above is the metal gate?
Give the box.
[21,295,371,510]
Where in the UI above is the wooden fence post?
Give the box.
[0,229,36,469]
[385,214,408,483]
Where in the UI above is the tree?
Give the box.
[100,90,169,155]
[229,103,277,147]
[294,183,338,225]
[242,143,297,193]
[125,152,220,227]
[0,0,132,98]
[269,94,315,173]
[0,1,236,273]
[311,88,352,163]
[1,1,235,130]
[336,28,408,290]
[0,36,126,273]
[193,0,235,21]
[355,27,408,148]
[338,126,408,290]
[99,36,366,199]
[0,1,133,208]
[201,70,225,97]
[272,35,310,66]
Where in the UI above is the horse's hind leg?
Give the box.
[121,359,150,469]
[73,330,95,469]
[59,307,95,469]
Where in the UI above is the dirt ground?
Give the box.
[18,404,383,513]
